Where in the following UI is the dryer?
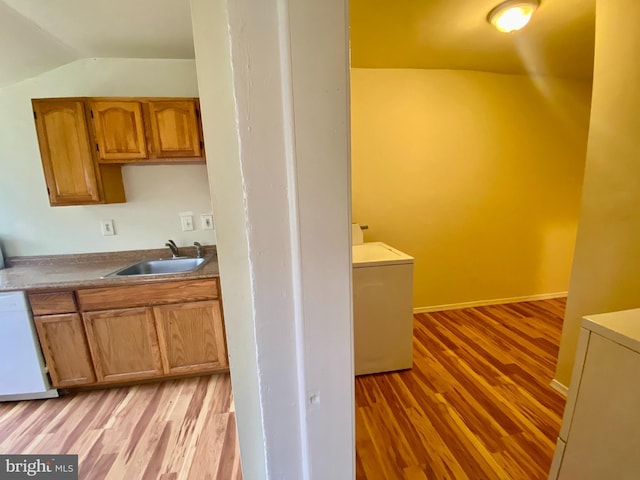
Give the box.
[352,241,414,375]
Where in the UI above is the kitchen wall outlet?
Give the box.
[180,215,194,231]
[100,219,115,236]
[201,214,214,230]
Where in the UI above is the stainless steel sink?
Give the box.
[102,256,213,278]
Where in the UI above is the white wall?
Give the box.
[191,0,268,478]
[0,1,77,88]
[0,58,215,257]
[192,0,354,477]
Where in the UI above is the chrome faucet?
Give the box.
[165,240,179,258]
[193,242,203,258]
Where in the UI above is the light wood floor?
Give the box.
[356,298,567,480]
[1,299,565,479]
[0,374,241,480]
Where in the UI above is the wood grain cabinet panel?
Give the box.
[76,278,218,311]
[34,314,95,387]
[32,99,125,206]
[29,291,76,316]
[83,307,163,383]
[147,100,202,159]
[29,279,226,390]
[90,101,148,161]
[154,301,228,375]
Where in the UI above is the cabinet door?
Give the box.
[34,314,95,387]
[147,100,203,158]
[154,301,227,375]
[83,307,163,383]
[90,101,148,161]
[32,99,102,205]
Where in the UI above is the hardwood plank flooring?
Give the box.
[356,298,567,480]
[1,299,566,479]
[0,374,242,480]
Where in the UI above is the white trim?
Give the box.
[550,379,569,397]
[0,389,59,402]
[277,0,310,477]
[413,292,567,313]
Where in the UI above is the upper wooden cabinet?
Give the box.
[32,96,204,206]
[148,101,203,158]
[90,101,148,160]
[89,98,204,163]
[32,99,125,206]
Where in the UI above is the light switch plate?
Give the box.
[100,219,115,236]
[201,214,214,230]
[180,215,194,231]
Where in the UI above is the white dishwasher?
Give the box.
[0,291,58,401]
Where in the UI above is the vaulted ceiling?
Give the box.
[350,0,595,78]
[0,0,194,87]
[0,0,595,88]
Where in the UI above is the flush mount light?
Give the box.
[488,0,539,33]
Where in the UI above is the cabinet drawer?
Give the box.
[76,278,218,311]
[29,291,77,315]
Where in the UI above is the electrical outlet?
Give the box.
[181,215,194,231]
[100,219,115,236]
[201,214,214,230]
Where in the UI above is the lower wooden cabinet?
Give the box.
[31,279,227,389]
[33,313,95,387]
[154,301,228,375]
[83,307,164,383]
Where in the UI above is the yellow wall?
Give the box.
[351,69,592,309]
[555,0,640,386]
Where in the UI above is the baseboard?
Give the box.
[413,292,567,314]
[550,379,568,397]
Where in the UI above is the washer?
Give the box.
[352,242,414,376]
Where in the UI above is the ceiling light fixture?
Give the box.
[488,0,539,33]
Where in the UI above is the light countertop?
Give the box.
[583,308,640,354]
[0,246,219,292]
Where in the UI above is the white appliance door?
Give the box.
[353,263,414,375]
[0,291,57,399]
